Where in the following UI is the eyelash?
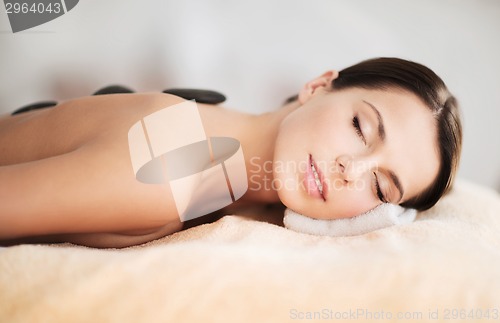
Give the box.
[373,172,387,203]
[353,116,385,202]
[352,116,367,145]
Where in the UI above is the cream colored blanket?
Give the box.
[1,179,500,323]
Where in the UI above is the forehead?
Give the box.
[350,87,440,200]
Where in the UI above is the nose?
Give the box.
[336,155,366,182]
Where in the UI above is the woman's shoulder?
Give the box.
[57,92,187,114]
[47,92,188,134]
[0,92,189,164]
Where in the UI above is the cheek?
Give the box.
[280,117,353,160]
[328,189,380,219]
[283,181,381,221]
[331,175,380,218]
[314,178,381,220]
[274,111,311,156]
[328,126,360,154]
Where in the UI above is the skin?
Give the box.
[274,71,440,220]
[0,71,440,247]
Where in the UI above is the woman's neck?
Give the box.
[197,100,300,205]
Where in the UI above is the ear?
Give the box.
[298,70,339,104]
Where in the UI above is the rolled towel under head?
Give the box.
[283,204,417,237]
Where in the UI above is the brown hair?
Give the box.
[286,57,462,211]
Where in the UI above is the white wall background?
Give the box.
[1,0,499,191]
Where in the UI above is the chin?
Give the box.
[273,169,304,213]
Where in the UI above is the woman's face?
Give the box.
[273,71,440,219]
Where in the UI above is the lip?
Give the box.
[305,154,328,201]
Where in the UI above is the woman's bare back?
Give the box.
[0,93,191,247]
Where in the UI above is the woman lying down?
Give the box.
[0,57,462,248]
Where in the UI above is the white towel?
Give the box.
[283,203,416,237]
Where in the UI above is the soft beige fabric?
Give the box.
[1,179,499,323]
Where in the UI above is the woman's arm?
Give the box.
[0,133,179,241]
[0,143,182,247]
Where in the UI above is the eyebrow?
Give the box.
[362,100,386,141]
[362,100,404,202]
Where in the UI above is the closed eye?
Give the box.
[373,172,387,203]
[352,116,366,145]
